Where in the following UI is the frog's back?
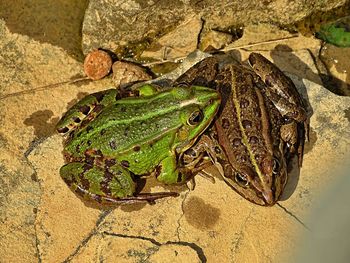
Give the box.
[64,90,186,158]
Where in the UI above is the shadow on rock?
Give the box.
[23,109,59,138]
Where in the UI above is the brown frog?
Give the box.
[177,53,308,206]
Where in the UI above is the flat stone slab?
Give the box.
[0,19,349,262]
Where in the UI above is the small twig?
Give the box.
[221,34,299,52]
[0,76,89,101]
[142,35,300,67]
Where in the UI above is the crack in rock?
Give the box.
[103,231,207,263]
[62,210,112,262]
[24,137,48,158]
[176,190,190,241]
[277,203,310,230]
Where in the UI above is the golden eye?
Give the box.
[234,173,249,187]
[188,110,203,126]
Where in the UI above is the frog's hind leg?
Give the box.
[60,162,178,204]
[56,89,120,135]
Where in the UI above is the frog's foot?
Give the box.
[280,121,298,153]
[281,120,307,167]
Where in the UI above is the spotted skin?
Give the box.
[179,53,307,206]
[57,84,221,204]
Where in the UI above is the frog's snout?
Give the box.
[262,189,276,206]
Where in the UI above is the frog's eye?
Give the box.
[283,116,292,124]
[234,173,249,187]
[188,110,203,126]
[272,158,280,174]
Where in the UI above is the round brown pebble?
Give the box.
[84,50,112,80]
[112,61,152,87]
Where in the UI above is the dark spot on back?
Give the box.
[221,118,230,129]
[79,105,91,115]
[100,129,106,135]
[240,155,247,162]
[240,99,249,108]
[105,159,117,167]
[133,145,141,152]
[57,126,69,133]
[82,163,92,172]
[249,136,259,144]
[100,170,113,196]
[121,160,130,168]
[232,138,241,147]
[93,92,105,102]
[86,126,93,132]
[85,156,95,165]
[242,120,252,129]
[215,73,225,81]
[73,117,81,123]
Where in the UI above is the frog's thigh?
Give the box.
[60,162,135,200]
[156,156,187,184]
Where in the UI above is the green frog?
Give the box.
[56,84,221,204]
[178,53,308,206]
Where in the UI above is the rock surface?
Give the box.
[1,15,350,263]
[82,0,347,58]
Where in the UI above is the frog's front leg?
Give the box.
[155,156,186,184]
[157,135,221,186]
[60,162,178,204]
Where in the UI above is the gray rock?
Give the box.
[82,0,347,58]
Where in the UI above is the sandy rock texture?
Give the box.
[82,0,347,58]
[0,12,349,263]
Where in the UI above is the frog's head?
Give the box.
[219,145,288,206]
[172,86,221,152]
